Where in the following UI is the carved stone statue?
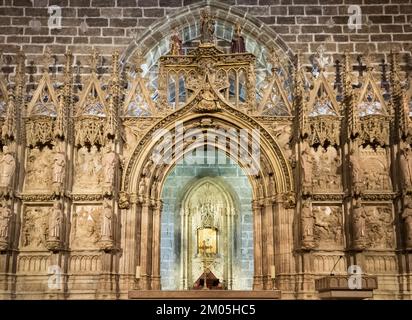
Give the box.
[52,148,66,191]
[400,146,412,192]
[352,199,366,249]
[0,201,11,250]
[170,27,183,55]
[200,9,215,43]
[231,22,246,53]
[300,142,313,193]
[101,199,113,240]
[402,198,412,248]
[301,200,315,248]
[48,202,62,240]
[102,145,117,189]
[349,149,362,194]
[0,145,16,189]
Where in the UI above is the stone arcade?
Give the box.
[0,3,411,300]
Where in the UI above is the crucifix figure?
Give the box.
[199,240,212,290]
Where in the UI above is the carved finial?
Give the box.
[111,50,120,87]
[64,50,73,78]
[363,48,373,71]
[15,49,25,87]
[42,47,54,73]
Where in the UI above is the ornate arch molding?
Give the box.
[120,0,295,68]
[122,91,294,200]
[180,176,239,215]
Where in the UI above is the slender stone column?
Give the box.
[139,198,151,290]
[118,193,139,294]
[264,197,275,289]
[151,200,162,290]
[273,193,296,295]
[252,200,264,290]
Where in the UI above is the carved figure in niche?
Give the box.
[101,199,113,240]
[142,159,154,177]
[268,174,275,196]
[52,145,66,188]
[150,179,158,198]
[0,145,15,188]
[231,22,246,53]
[200,10,215,43]
[400,146,412,192]
[71,206,100,248]
[300,142,313,192]
[48,202,62,240]
[22,207,49,249]
[402,198,412,248]
[138,175,149,195]
[352,199,366,247]
[26,147,53,190]
[349,148,362,194]
[301,200,315,247]
[102,144,117,188]
[0,201,11,245]
[170,27,183,55]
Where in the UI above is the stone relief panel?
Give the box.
[312,205,343,248]
[21,206,50,250]
[24,147,53,192]
[364,205,394,249]
[312,146,341,192]
[70,205,101,249]
[73,146,102,193]
[359,146,392,192]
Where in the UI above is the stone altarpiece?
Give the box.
[0,9,410,300]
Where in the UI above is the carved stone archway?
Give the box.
[120,58,295,294]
